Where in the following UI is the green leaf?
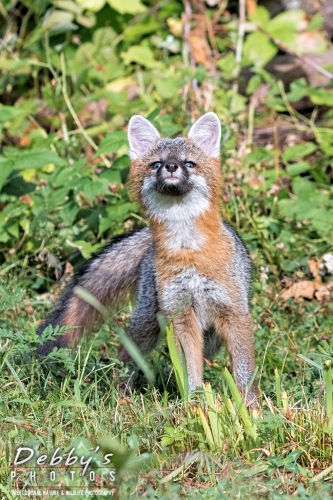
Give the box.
[155,78,179,99]
[121,46,158,68]
[267,10,304,33]
[286,162,311,177]
[243,32,277,67]
[53,0,83,15]
[286,78,308,102]
[42,9,76,33]
[105,202,138,222]
[82,179,109,203]
[249,6,270,26]
[99,169,122,184]
[96,131,128,156]
[0,159,13,190]
[314,128,333,155]
[0,106,27,124]
[241,463,269,478]
[76,0,106,12]
[123,19,160,41]
[217,53,236,79]
[282,142,317,162]
[107,0,146,14]
[59,201,79,226]
[4,148,66,170]
[285,449,303,463]
[70,240,101,258]
[246,74,262,95]
[309,88,333,107]
[92,26,117,47]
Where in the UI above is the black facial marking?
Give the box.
[153,159,192,196]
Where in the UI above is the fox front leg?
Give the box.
[172,307,204,392]
[215,310,258,408]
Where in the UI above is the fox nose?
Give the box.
[165,162,178,173]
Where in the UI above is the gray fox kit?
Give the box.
[38,112,257,406]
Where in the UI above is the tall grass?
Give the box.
[164,323,333,480]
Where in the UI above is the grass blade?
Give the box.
[75,287,155,383]
[222,368,257,441]
[166,323,188,399]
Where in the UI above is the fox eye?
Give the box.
[184,161,195,168]
[152,161,162,169]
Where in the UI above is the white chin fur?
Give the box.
[142,174,210,251]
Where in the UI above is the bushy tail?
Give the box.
[37,228,153,355]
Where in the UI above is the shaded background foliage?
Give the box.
[0,0,332,285]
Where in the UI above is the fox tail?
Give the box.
[37,228,153,355]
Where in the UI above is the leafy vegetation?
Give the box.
[1,0,333,498]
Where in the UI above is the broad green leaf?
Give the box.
[121,46,158,68]
[155,78,178,99]
[99,169,121,184]
[42,10,75,30]
[243,31,277,67]
[286,78,308,102]
[246,74,262,95]
[241,463,269,477]
[0,159,13,190]
[307,12,324,31]
[249,6,270,26]
[96,131,128,156]
[107,0,146,14]
[4,148,65,170]
[267,10,305,33]
[282,143,317,162]
[106,202,138,222]
[59,201,79,226]
[217,53,236,79]
[292,178,316,198]
[54,0,82,15]
[70,240,101,258]
[92,26,117,47]
[314,128,333,155]
[75,0,106,11]
[0,106,27,123]
[285,449,303,463]
[82,179,109,203]
[123,19,160,41]
[309,88,333,107]
[286,162,311,177]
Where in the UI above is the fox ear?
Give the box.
[188,112,221,157]
[128,115,160,160]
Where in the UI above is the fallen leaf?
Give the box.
[167,17,183,38]
[307,257,322,283]
[247,174,265,190]
[19,136,31,147]
[25,305,36,315]
[246,0,257,16]
[189,36,210,65]
[281,280,332,302]
[19,195,33,206]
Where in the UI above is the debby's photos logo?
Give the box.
[10,444,116,496]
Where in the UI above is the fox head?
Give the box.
[128,113,222,219]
